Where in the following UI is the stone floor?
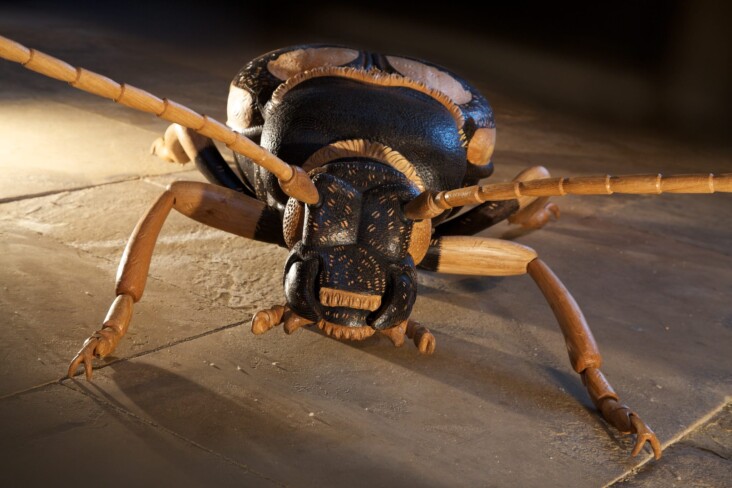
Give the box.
[1,8,730,488]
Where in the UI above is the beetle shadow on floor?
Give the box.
[69,362,445,487]
[298,325,641,462]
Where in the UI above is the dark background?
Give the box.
[4,0,731,145]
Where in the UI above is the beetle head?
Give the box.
[282,161,429,332]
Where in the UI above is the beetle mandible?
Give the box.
[2,38,731,461]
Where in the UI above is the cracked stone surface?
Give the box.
[1,7,731,488]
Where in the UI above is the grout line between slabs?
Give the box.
[0,379,64,401]
[0,319,247,401]
[0,168,193,205]
[59,380,286,487]
[65,319,248,380]
[0,177,145,205]
[603,397,732,487]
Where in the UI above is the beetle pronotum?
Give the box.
[1,35,730,461]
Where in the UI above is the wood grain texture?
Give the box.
[426,236,538,276]
[405,172,732,218]
[527,258,601,373]
[115,191,175,302]
[169,181,267,239]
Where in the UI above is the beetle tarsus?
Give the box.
[509,200,560,229]
[583,368,662,459]
[67,329,116,380]
[379,320,407,347]
[406,320,436,355]
[251,305,286,335]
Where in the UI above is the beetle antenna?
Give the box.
[0,35,319,205]
[405,173,732,219]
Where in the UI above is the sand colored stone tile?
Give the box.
[0,229,241,397]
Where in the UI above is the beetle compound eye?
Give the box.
[283,197,305,248]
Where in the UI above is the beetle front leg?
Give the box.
[420,236,662,459]
[68,181,284,380]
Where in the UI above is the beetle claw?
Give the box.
[630,413,662,459]
[67,333,111,380]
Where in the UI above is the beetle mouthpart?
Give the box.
[317,320,375,341]
[319,287,381,311]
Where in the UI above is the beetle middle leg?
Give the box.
[434,166,560,236]
[68,181,283,380]
[420,235,662,459]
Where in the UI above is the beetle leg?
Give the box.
[434,166,559,236]
[420,236,662,459]
[68,181,284,380]
[405,320,436,354]
[152,123,254,196]
[251,305,286,335]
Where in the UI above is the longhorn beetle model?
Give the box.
[2,37,731,461]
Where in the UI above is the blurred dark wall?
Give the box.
[5,0,731,144]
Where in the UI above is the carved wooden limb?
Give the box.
[526,258,662,459]
[422,237,661,458]
[0,35,319,204]
[420,236,538,276]
[68,182,283,379]
[405,172,732,219]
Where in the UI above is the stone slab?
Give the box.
[613,403,732,488]
[0,384,278,487]
[0,228,241,397]
[0,6,731,488]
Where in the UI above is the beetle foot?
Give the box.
[598,397,662,459]
[509,199,560,230]
[251,305,286,335]
[67,327,119,380]
[406,320,436,355]
[282,308,313,334]
[379,320,407,347]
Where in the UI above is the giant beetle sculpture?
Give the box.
[2,37,731,460]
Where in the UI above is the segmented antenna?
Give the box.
[406,173,732,219]
[0,35,319,204]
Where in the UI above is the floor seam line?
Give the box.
[0,379,63,401]
[0,168,191,205]
[603,398,732,487]
[66,319,247,379]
